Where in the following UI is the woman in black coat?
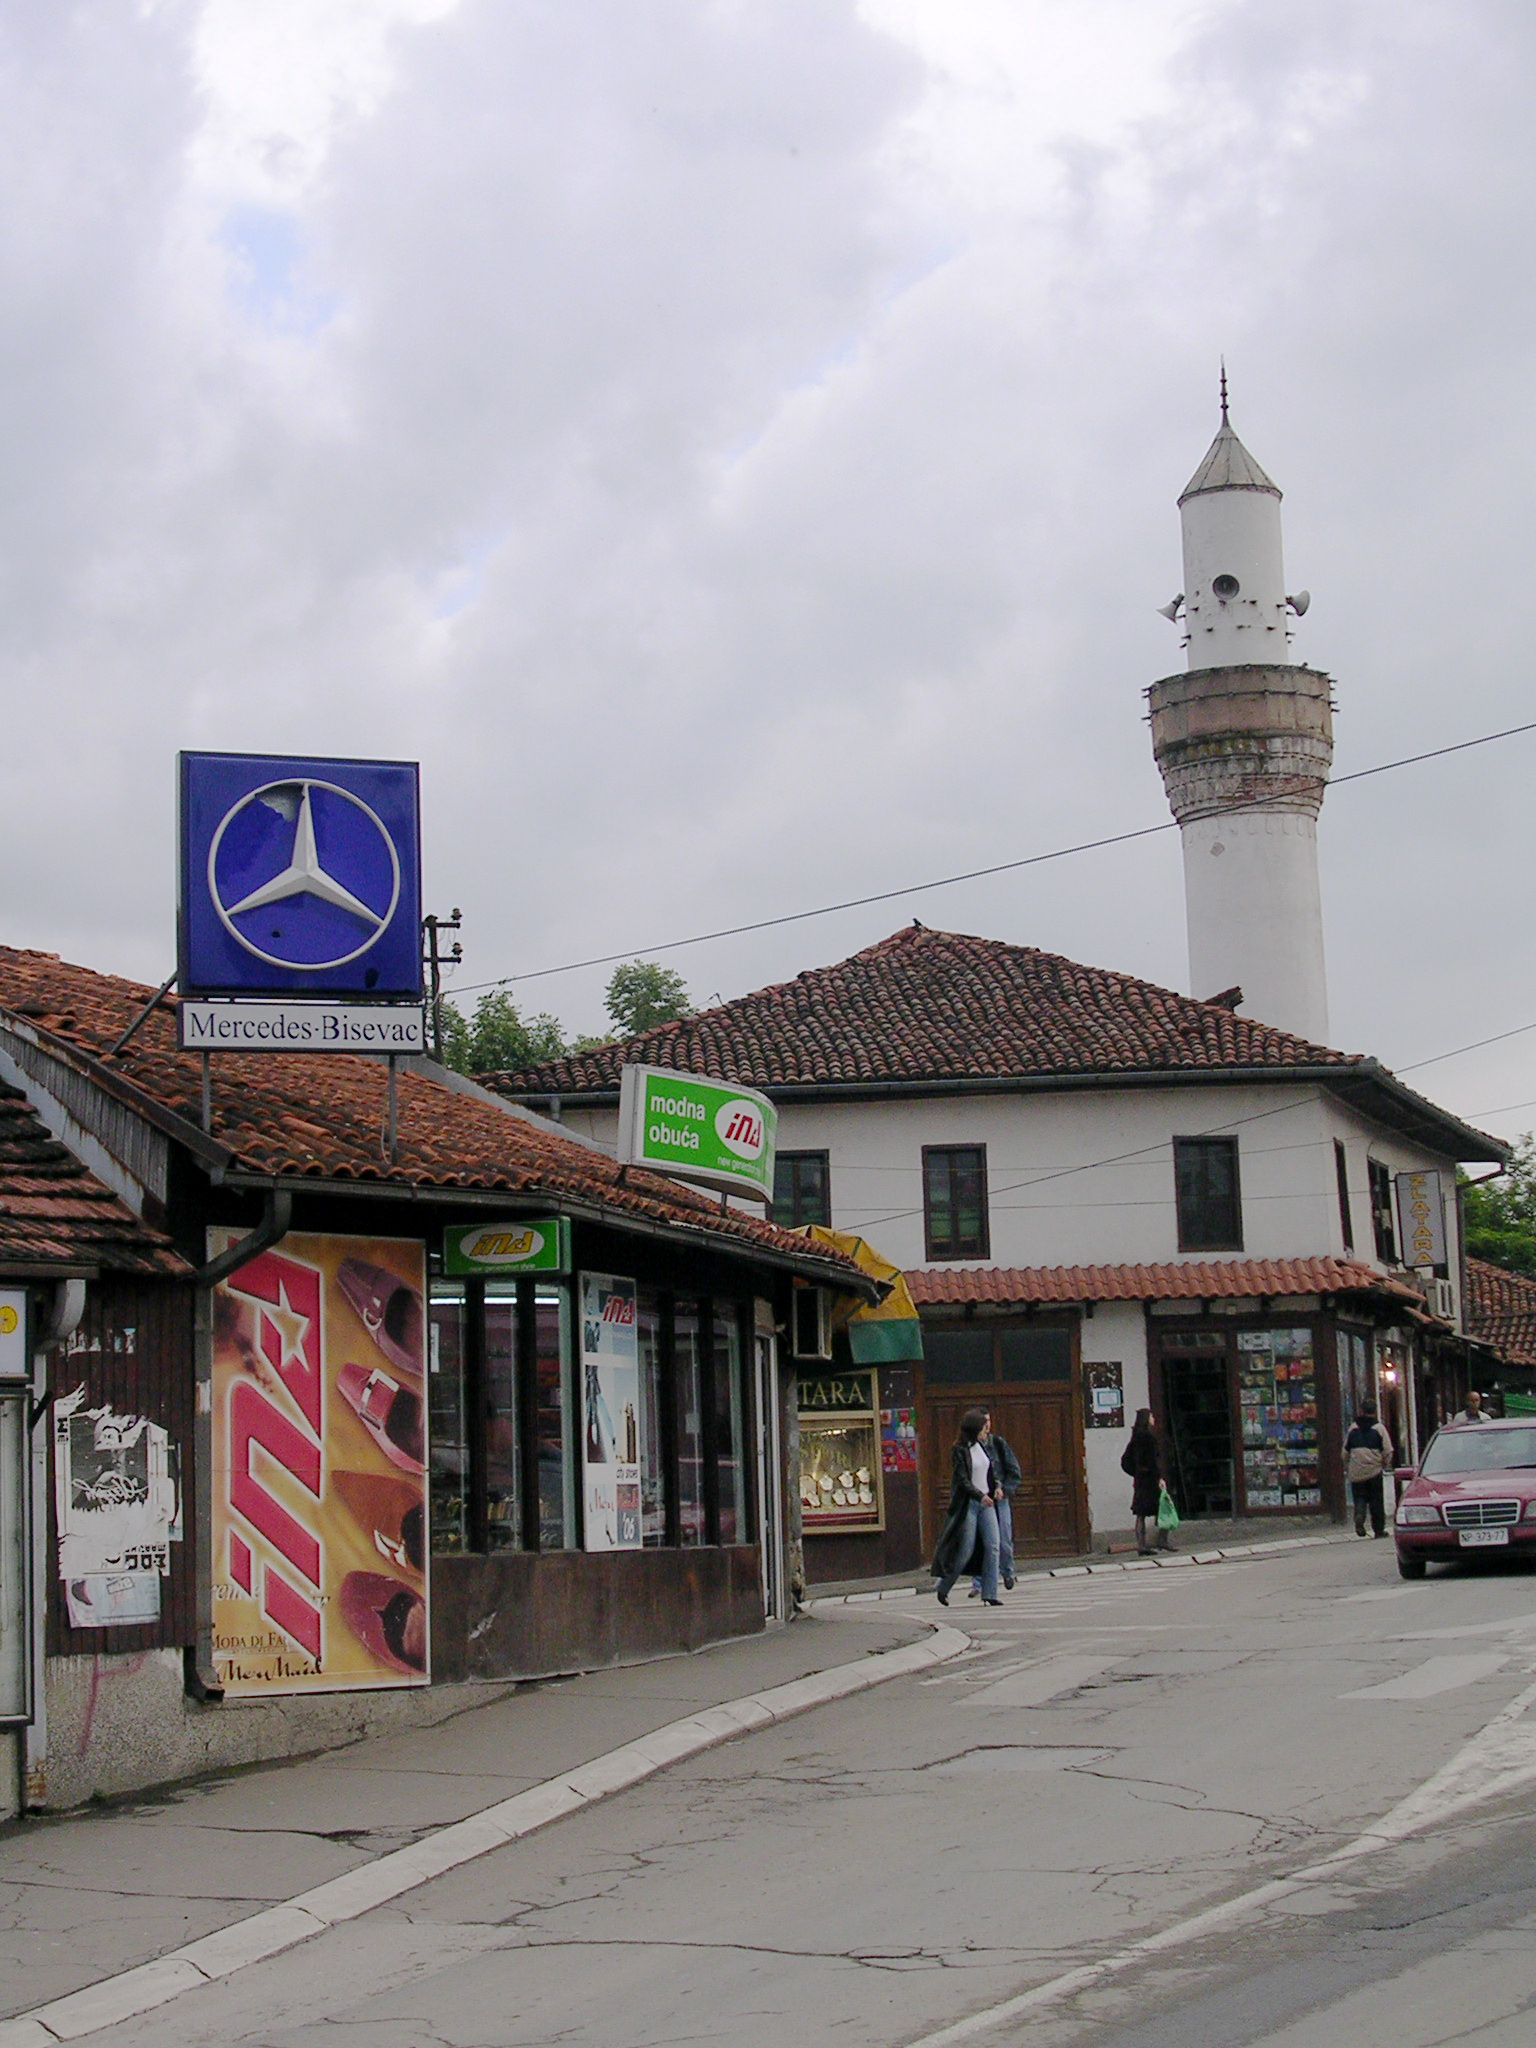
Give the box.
[931,1406,1002,1605]
[1120,1407,1171,1555]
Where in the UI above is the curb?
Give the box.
[809,1532,1352,1606]
[0,1620,968,2046]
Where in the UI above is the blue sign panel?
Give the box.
[179,753,423,998]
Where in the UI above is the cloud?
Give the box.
[0,0,1532,1132]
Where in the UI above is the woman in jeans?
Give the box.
[931,1406,1002,1606]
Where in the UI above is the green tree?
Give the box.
[1461,1136,1536,1278]
[605,960,692,1038]
[437,991,569,1076]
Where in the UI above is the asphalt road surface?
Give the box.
[87,1539,1536,2046]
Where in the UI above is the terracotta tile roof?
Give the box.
[492,925,1358,1097]
[0,1077,186,1276]
[1464,1257,1536,1371]
[0,949,864,1286]
[908,1258,1425,1308]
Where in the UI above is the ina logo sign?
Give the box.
[715,1100,765,1160]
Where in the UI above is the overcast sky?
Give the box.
[2,0,1533,1142]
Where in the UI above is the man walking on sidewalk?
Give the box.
[1345,1404,1394,1538]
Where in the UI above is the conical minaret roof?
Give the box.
[1178,410,1280,503]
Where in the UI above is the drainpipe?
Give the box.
[188,1190,293,1703]
[24,1277,88,1811]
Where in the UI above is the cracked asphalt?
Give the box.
[12,1537,1536,2044]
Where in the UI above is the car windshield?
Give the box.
[1420,1426,1536,1476]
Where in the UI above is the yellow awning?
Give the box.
[795,1226,924,1363]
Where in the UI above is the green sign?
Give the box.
[798,1370,876,1415]
[616,1065,777,1204]
[442,1217,571,1276]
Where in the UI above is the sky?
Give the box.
[2,0,1533,1145]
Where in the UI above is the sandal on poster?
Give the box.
[336,1259,424,1383]
[339,1571,427,1675]
[337,1361,425,1474]
[332,1469,425,1574]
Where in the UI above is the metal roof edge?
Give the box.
[215,1172,878,1298]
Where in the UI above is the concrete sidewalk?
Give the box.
[0,1609,934,2027]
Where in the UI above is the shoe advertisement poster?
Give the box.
[579,1272,640,1551]
[210,1229,429,1695]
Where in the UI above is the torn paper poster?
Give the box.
[53,1386,178,1628]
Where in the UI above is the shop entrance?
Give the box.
[917,1320,1088,1559]
[1160,1347,1234,1519]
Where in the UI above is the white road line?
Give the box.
[0,1623,969,2048]
[903,1675,1536,2046]
[1342,1652,1510,1700]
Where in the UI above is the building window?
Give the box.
[923,1146,989,1260]
[1334,1140,1354,1255]
[1174,1137,1242,1252]
[1368,1159,1398,1263]
[773,1152,830,1227]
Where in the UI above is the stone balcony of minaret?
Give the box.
[1146,663,1334,824]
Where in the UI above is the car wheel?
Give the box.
[1397,1553,1427,1581]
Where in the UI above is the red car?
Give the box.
[1394,1419,1536,1578]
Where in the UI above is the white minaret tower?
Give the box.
[1148,376,1333,1042]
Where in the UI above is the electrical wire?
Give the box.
[448,716,1536,997]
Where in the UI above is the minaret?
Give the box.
[1147,378,1333,1042]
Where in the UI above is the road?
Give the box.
[40,1538,1536,2045]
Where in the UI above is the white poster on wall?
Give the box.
[52,1386,178,1628]
[579,1273,641,1551]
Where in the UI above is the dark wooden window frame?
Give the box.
[1368,1157,1398,1263]
[1334,1140,1355,1255]
[922,1144,990,1261]
[1173,1135,1243,1253]
[773,1150,832,1229]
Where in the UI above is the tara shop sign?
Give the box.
[616,1066,777,1205]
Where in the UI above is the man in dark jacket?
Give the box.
[1344,1405,1394,1538]
[971,1414,1020,1595]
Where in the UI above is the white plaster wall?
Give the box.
[1180,486,1290,667]
[1081,1302,1148,1533]
[765,1084,1345,1272]
[1181,811,1329,1041]
[545,1086,1459,1300]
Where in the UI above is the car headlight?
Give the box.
[1524,1500,1536,1522]
[1396,1503,1442,1526]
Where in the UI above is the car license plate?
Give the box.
[1458,1528,1510,1548]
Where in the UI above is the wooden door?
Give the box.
[992,1389,1086,1556]
[917,1331,1088,1561]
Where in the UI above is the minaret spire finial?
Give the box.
[1219,357,1229,423]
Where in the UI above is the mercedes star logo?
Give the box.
[207,779,402,973]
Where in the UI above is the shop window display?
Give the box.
[1238,1328,1321,1509]
[675,1302,706,1545]
[714,1311,745,1544]
[428,1285,469,1554]
[482,1288,521,1551]
[798,1369,884,1531]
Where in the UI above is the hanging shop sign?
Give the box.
[178,752,423,1001]
[579,1273,641,1550]
[0,1291,26,1381]
[798,1368,884,1531]
[210,1229,429,1695]
[1395,1170,1447,1274]
[178,1000,425,1053]
[616,1066,777,1204]
[442,1217,571,1278]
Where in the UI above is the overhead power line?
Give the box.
[450,716,1536,997]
